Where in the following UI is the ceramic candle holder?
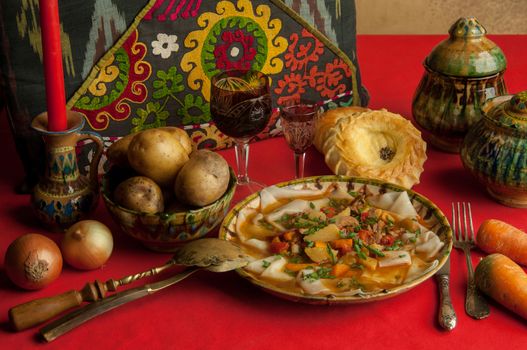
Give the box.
[461,91,527,207]
[412,17,507,153]
[31,111,104,230]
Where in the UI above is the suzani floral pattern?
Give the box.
[67,0,361,153]
[151,33,180,59]
[214,29,256,70]
[181,0,287,100]
[274,28,352,105]
[70,30,151,130]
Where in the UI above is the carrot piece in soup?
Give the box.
[285,263,316,272]
[270,237,289,254]
[283,231,295,241]
[358,229,373,243]
[331,264,351,277]
[332,239,354,254]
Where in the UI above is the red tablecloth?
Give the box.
[1,35,527,349]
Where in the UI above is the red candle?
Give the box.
[39,0,68,131]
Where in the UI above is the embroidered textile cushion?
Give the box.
[0,0,368,190]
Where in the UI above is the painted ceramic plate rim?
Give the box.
[219,175,452,305]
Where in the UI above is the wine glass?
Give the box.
[210,70,272,196]
[279,100,319,179]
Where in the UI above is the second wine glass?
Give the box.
[210,70,272,195]
[280,100,319,179]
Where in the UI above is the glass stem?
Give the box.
[294,152,306,179]
[234,138,251,185]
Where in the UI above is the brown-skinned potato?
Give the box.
[107,127,192,168]
[174,150,230,207]
[106,132,138,167]
[114,176,164,214]
[127,129,189,187]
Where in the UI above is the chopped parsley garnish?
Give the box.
[309,202,315,209]
[367,245,385,257]
[302,267,335,282]
[326,243,337,264]
[385,239,403,251]
[306,241,315,248]
[364,216,378,226]
[351,263,364,270]
[289,255,303,264]
[354,242,367,260]
[262,260,271,268]
[258,219,275,231]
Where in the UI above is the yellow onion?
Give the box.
[62,220,113,270]
[4,233,62,290]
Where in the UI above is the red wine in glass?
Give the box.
[210,70,271,192]
[280,102,319,178]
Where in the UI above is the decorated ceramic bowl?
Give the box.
[219,175,452,304]
[412,17,507,153]
[102,167,236,252]
[461,91,527,207]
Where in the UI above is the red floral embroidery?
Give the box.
[214,29,257,70]
[284,28,324,71]
[274,73,310,105]
[315,58,352,98]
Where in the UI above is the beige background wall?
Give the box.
[356,0,527,34]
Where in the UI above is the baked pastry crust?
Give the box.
[314,106,370,153]
[318,108,427,188]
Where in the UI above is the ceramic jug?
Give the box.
[31,111,104,230]
[461,91,527,207]
[412,17,507,153]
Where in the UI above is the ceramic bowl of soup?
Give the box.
[219,175,452,304]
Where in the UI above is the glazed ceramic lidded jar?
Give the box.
[461,91,527,207]
[412,17,507,153]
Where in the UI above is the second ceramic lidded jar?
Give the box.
[461,91,527,208]
[412,17,507,153]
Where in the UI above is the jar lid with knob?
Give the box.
[425,17,507,78]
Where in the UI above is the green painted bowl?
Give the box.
[219,175,452,305]
[102,166,236,252]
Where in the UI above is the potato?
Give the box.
[175,150,230,207]
[161,126,193,155]
[128,129,189,187]
[106,132,138,167]
[114,176,164,213]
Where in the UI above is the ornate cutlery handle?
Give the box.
[463,249,490,319]
[437,274,457,330]
[466,277,490,319]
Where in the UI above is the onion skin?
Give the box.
[62,220,114,270]
[4,233,63,290]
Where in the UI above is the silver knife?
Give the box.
[435,254,457,330]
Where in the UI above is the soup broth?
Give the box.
[228,181,447,297]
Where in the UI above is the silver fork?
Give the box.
[452,202,490,319]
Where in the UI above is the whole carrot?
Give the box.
[475,254,527,321]
[477,219,527,266]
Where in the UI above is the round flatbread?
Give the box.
[314,106,369,152]
[321,108,427,188]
